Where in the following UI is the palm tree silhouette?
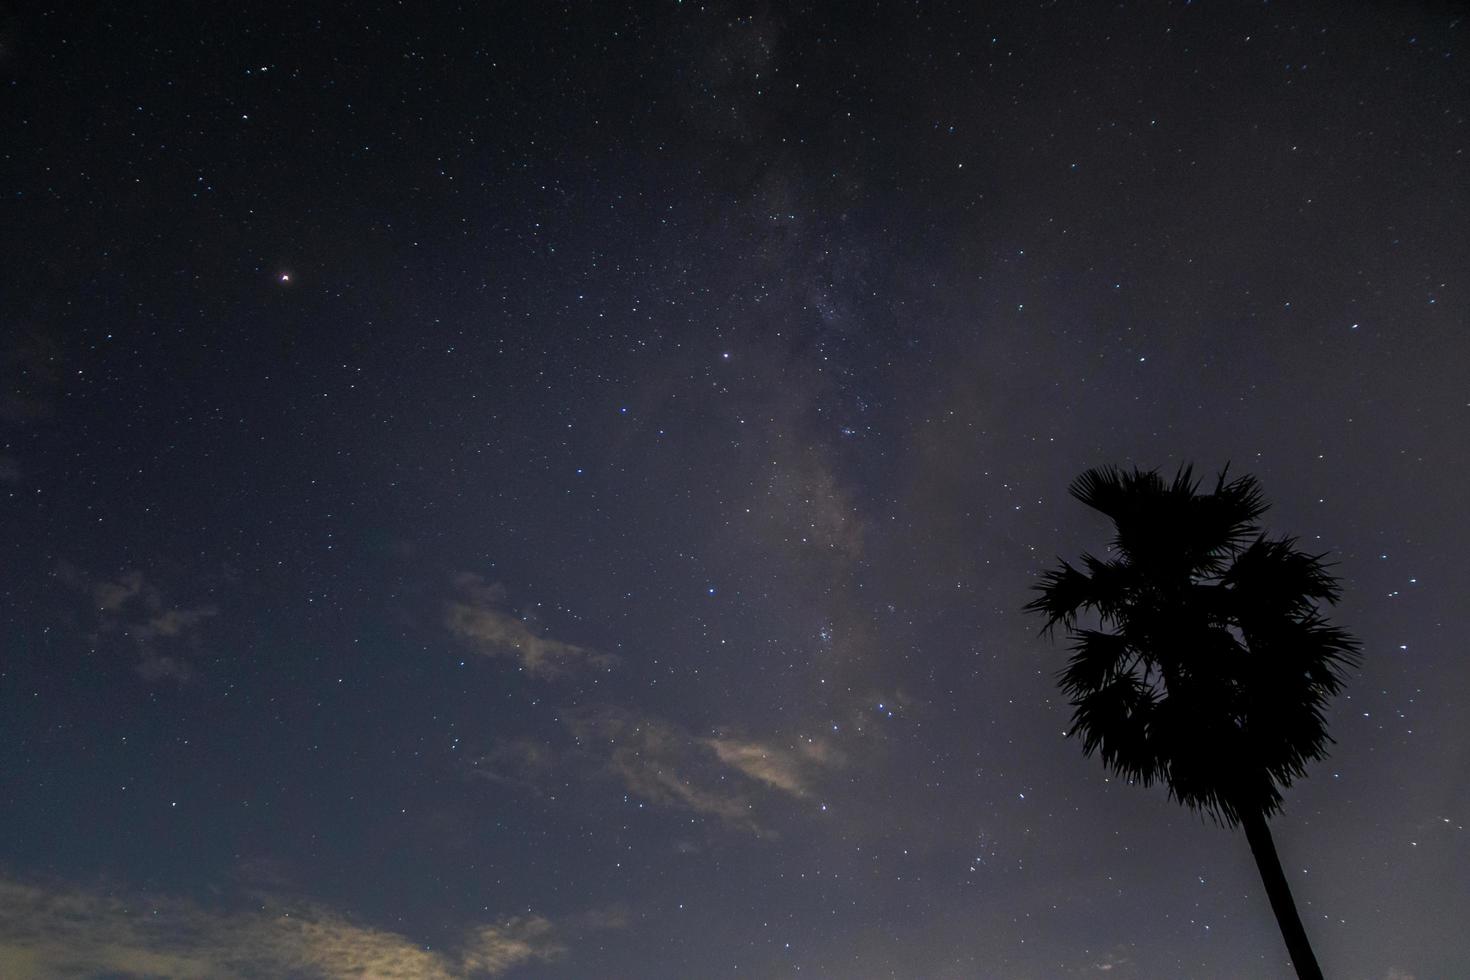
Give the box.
[1026,465,1358,980]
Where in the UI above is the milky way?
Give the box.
[2,4,1467,978]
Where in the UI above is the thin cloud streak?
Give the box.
[445,573,617,679]
[564,707,841,833]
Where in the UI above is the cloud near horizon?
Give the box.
[0,875,562,979]
[445,573,618,679]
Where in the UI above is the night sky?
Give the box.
[3,3,1468,978]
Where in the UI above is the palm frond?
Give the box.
[1225,536,1344,621]
[1068,672,1160,785]
[1024,560,1093,633]
[1077,553,1133,623]
[1029,462,1360,829]
[1057,630,1134,701]
[1210,468,1269,537]
[1068,465,1132,518]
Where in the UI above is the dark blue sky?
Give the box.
[3,3,1467,977]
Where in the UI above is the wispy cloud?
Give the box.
[703,735,841,798]
[465,736,560,795]
[92,569,151,611]
[565,708,840,832]
[445,573,617,679]
[0,323,63,424]
[1089,946,1133,973]
[0,875,563,979]
[55,565,217,682]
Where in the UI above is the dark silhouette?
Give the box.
[1026,465,1358,980]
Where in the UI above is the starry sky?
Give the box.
[2,3,1468,978]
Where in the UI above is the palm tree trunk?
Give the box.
[1240,808,1324,980]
